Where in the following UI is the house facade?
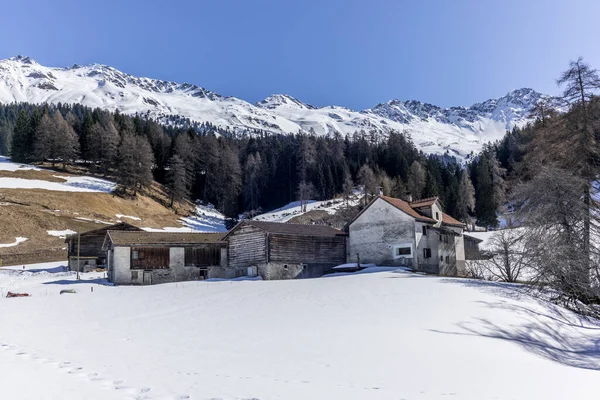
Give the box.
[65,222,142,272]
[224,220,347,280]
[103,231,234,285]
[347,196,467,276]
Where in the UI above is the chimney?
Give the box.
[376,186,383,196]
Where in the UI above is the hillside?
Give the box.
[0,264,598,399]
[0,156,208,266]
[0,56,551,159]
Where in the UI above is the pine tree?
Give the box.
[11,110,30,162]
[474,155,498,228]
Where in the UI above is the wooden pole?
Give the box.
[77,231,81,280]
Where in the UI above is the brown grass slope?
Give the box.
[0,166,193,266]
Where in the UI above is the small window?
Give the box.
[396,247,411,256]
[132,250,139,260]
[436,212,440,220]
[423,248,431,258]
[446,256,449,263]
[422,226,427,236]
[283,264,289,270]
[440,255,444,262]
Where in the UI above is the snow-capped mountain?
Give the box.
[0,56,550,159]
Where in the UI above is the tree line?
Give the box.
[0,102,491,228]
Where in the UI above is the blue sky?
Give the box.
[1,0,600,109]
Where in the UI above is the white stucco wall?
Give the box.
[348,198,416,266]
[112,246,131,284]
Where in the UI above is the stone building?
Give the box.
[224,220,347,280]
[102,231,233,285]
[346,196,467,276]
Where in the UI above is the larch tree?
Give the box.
[165,154,190,209]
[408,160,425,200]
[357,164,376,206]
[115,133,154,196]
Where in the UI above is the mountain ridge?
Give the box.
[0,56,550,159]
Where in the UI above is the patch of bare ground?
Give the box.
[0,166,194,266]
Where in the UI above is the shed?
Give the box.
[102,231,230,285]
[463,234,484,260]
[65,222,142,272]
[223,220,347,280]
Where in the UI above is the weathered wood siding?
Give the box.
[67,224,141,258]
[269,234,346,264]
[227,225,267,267]
[67,233,108,258]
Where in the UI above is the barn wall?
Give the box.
[227,225,267,267]
[348,198,416,266]
[268,234,346,265]
[111,245,230,285]
[257,262,334,280]
[68,257,98,273]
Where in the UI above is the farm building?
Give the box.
[102,231,232,285]
[464,234,484,260]
[65,222,141,272]
[224,220,347,280]
[346,196,467,276]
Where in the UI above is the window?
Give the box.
[396,247,411,256]
[422,226,427,236]
[436,212,440,220]
[446,256,449,263]
[440,255,444,262]
[393,244,413,259]
[423,248,431,258]
[283,264,289,270]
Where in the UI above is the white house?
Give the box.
[346,195,467,276]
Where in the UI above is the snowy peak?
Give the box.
[256,94,315,110]
[0,56,550,160]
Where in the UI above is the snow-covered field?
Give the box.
[0,262,598,400]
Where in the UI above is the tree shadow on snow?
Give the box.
[431,279,600,370]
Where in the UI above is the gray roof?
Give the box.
[105,231,226,247]
[225,220,346,238]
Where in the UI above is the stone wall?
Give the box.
[348,198,416,266]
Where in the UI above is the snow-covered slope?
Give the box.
[0,56,551,159]
[1,264,598,399]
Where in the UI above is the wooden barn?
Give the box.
[102,231,231,285]
[224,220,347,280]
[65,222,141,272]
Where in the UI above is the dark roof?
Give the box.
[65,222,141,243]
[104,231,226,247]
[224,220,346,239]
